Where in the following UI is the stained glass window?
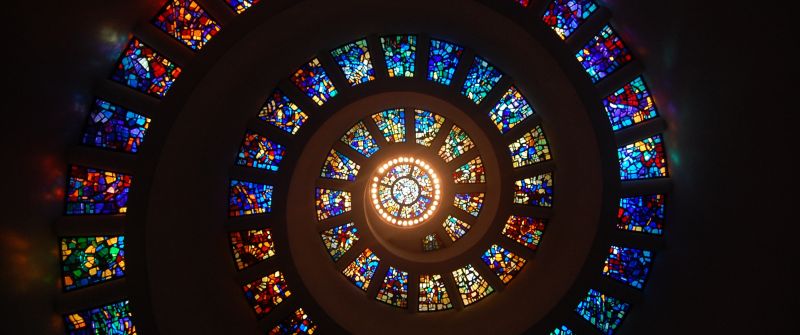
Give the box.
[513,173,554,207]
[452,264,494,306]
[422,233,442,251]
[258,90,308,135]
[291,58,338,106]
[618,135,667,180]
[542,0,598,40]
[415,109,445,147]
[381,35,416,78]
[341,121,380,157]
[236,132,285,171]
[229,229,275,270]
[454,193,485,217]
[603,246,653,289]
[243,271,291,318]
[376,267,408,308]
[372,109,406,143]
[461,57,503,104]
[453,156,486,184]
[427,39,463,85]
[81,98,151,153]
[481,244,526,284]
[604,76,658,131]
[490,86,535,133]
[320,222,359,261]
[320,149,360,181]
[576,25,633,83]
[315,188,352,221]
[226,0,260,14]
[516,0,531,7]
[61,236,125,290]
[575,289,630,334]
[418,274,453,311]
[618,194,665,235]
[443,215,471,241]
[342,248,380,291]
[65,300,135,335]
[152,0,220,50]
[66,166,132,215]
[438,125,475,162]
[550,325,574,335]
[508,125,552,168]
[502,215,546,250]
[331,39,375,85]
[268,308,318,335]
[229,180,273,216]
[111,38,181,97]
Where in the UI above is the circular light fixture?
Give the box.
[370,157,441,226]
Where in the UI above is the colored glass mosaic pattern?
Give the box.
[258,90,308,135]
[268,308,317,335]
[320,222,359,261]
[542,0,598,40]
[341,121,380,157]
[331,39,375,85]
[229,180,273,216]
[315,188,352,221]
[236,132,285,171]
[489,86,535,133]
[454,193,484,217]
[415,109,445,147]
[422,233,442,251]
[508,125,551,168]
[111,38,181,97]
[502,215,546,250]
[617,194,665,235]
[481,244,526,284]
[243,271,291,318]
[291,58,338,106]
[64,300,135,335]
[381,35,416,77]
[617,135,667,180]
[61,236,125,290]
[452,264,494,306]
[575,289,630,334]
[443,215,471,242]
[453,156,485,184]
[66,166,132,215]
[604,76,658,131]
[550,325,574,335]
[372,109,406,143]
[418,274,453,311]
[342,248,380,291]
[81,98,150,153]
[153,0,220,50]
[513,173,554,207]
[230,228,275,270]
[603,246,653,289]
[320,149,360,181]
[376,267,408,308]
[576,25,633,83]
[461,57,503,104]
[427,39,463,85]
[438,125,475,163]
[226,0,260,14]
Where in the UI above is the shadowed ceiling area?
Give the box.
[0,0,793,334]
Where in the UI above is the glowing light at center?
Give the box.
[370,157,441,226]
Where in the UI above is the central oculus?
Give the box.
[371,157,441,226]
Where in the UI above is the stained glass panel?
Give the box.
[320,222,359,261]
[372,109,406,143]
[111,38,181,97]
[81,98,151,153]
[502,215,546,250]
[427,39,463,85]
[291,58,338,106]
[438,125,474,162]
[454,193,484,217]
[226,0,260,14]
[230,229,275,270]
[603,246,653,289]
[341,121,380,157]
[331,39,375,85]
[516,0,531,7]
[415,109,445,147]
[542,0,598,40]
[268,308,318,335]
[452,264,494,306]
[243,271,291,318]
[443,215,471,242]
[575,289,630,334]
[604,76,658,131]
[258,90,308,135]
[618,135,667,180]
[342,248,380,291]
[576,25,633,83]
[618,194,665,235]
[153,0,220,50]
[422,233,442,251]
[481,244,526,284]
[550,325,574,335]
[66,166,132,215]
[61,236,125,290]
[489,86,535,133]
[381,35,416,78]
[320,149,360,181]
[418,274,452,311]
[65,300,135,335]
[513,173,554,207]
[229,180,273,216]
[453,156,486,184]
[508,125,552,167]
[376,267,408,308]
[236,132,285,171]
[461,57,502,104]
[315,188,352,221]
